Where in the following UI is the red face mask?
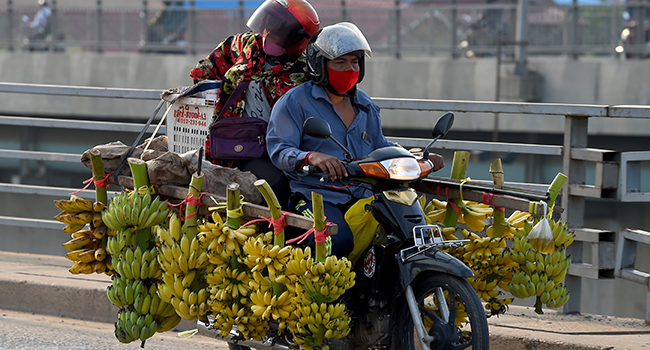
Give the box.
[326,66,360,94]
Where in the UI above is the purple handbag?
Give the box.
[209,80,269,161]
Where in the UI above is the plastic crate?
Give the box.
[163,81,219,154]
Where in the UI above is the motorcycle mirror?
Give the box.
[432,112,454,139]
[303,117,354,162]
[422,112,454,160]
[303,117,332,139]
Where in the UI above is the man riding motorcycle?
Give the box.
[266,22,444,257]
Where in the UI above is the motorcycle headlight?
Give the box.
[358,157,434,180]
[382,157,422,180]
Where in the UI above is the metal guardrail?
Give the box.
[0,82,649,319]
[1,0,648,58]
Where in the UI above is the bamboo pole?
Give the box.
[312,192,327,263]
[184,172,204,239]
[254,179,285,247]
[89,148,108,205]
[546,173,568,216]
[225,183,242,229]
[442,151,470,228]
[490,158,506,238]
[128,158,151,250]
[226,182,242,271]
[127,158,150,189]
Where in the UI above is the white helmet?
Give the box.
[306,22,372,86]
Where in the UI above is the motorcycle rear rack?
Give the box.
[400,225,469,262]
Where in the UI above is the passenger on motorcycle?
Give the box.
[190,0,320,209]
[266,22,444,257]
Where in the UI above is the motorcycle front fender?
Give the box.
[395,249,474,295]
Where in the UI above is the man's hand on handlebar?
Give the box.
[307,152,348,181]
[429,153,444,172]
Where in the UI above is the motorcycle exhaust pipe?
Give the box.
[196,319,295,350]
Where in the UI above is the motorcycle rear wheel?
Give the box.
[390,273,489,350]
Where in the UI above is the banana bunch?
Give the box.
[292,302,351,350]
[55,194,115,275]
[486,210,532,239]
[453,230,517,314]
[109,246,162,281]
[423,198,448,223]
[242,236,292,275]
[101,188,170,231]
[100,184,183,346]
[250,288,294,321]
[508,268,570,309]
[62,226,113,275]
[507,224,572,313]
[423,198,493,232]
[212,301,269,341]
[455,230,507,269]
[54,195,106,233]
[197,215,259,258]
[113,293,182,348]
[458,202,493,232]
[467,278,514,312]
[114,308,159,346]
[206,264,268,340]
[205,265,253,302]
[108,274,181,346]
[156,214,210,275]
[157,266,211,320]
[155,211,212,321]
[286,253,356,305]
[283,246,315,293]
[281,251,355,347]
[548,217,575,248]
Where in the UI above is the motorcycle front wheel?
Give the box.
[390,273,489,350]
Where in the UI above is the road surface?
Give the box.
[0,309,231,350]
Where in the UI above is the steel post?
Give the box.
[190,1,197,55]
[514,0,528,75]
[395,0,401,59]
[7,0,14,51]
[561,115,588,314]
[452,0,458,58]
[96,0,102,53]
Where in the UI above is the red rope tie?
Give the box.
[69,173,112,195]
[286,221,332,245]
[482,192,505,211]
[185,192,204,207]
[165,192,209,220]
[482,192,493,205]
[94,173,111,188]
[236,211,289,236]
[447,200,461,215]
[434,185,451,198]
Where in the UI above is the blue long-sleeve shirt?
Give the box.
[266,81,392,205]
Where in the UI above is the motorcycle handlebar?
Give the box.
[301,165,333,182]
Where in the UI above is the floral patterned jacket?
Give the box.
[189,31,310,126]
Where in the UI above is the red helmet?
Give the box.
[247,0,320,56]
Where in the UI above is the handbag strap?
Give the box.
[214,80,251,122]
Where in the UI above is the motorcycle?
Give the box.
[198,112,490,350]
